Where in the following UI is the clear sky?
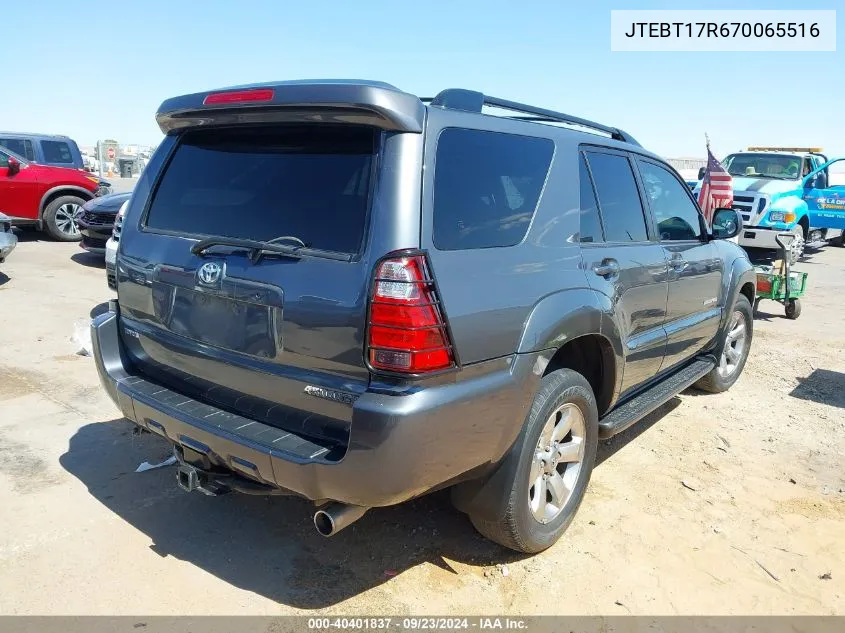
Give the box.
[2,0,842,159]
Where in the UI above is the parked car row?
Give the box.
[0,144,111,241]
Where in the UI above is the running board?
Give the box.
[598,357,716,439]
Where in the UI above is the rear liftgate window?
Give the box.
[145,125,377,254]
[432,129,554,250]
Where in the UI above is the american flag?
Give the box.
[697,147,734,225]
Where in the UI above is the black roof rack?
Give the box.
[422,89,640,146]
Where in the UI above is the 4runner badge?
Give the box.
[304,385,358,405]
[197,262,222,285]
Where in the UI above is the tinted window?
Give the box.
[41,140,74,164]
[432,128,553,250]
[578,154,603,243]
[145,125,376,254]
[584,152,648,242]
[0,151,8,168]
[0,138,35,161]
[637,161,703,241]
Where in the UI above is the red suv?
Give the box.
[0,147,111,241]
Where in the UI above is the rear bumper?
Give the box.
[91,308,539,507]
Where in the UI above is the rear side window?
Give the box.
[41,140,74,164]
[584,152,649,242]
[0,138,35,161]
[432,128,554,250]
[144,125,377,254]
[578,154,603,243]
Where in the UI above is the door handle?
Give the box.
[593,259,620,279]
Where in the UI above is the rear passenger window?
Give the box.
[579,154,603,243]
[41,141,74,164]
[432,129,554,250]
[584,152,649,242]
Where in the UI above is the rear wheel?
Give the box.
[468,369,598,553]
[785,298,802,320]
[832,232,845,247]
[43,196,86,241]
[696,295,753,393]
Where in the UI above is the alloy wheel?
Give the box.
[54,203,83,237]
[528,403,586,524]
[717,310,747,378]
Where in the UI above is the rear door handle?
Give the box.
[593,259,620,279]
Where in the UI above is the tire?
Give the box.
[42,195,86,241]
[785,298,802,320]
[832,232,845,247]
[468,369,598,553]
[695,294,753,393]
[787,224,805,264]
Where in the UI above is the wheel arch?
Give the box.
[39,186,94,218]
[541,334,616,417]
[718,253,757,331]
[517,288,623,415]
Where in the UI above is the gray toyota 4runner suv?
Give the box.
[91,80,755,553]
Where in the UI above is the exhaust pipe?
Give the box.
[313,503,369,537]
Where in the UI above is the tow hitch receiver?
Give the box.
[176,463,221,496]
[172,444,291,497]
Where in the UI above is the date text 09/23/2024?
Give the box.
[307,618,528,630]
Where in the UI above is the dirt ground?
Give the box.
[0,232,843,616]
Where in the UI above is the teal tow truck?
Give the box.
[694,147,845,262]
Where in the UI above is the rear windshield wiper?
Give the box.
[190,236,351,263]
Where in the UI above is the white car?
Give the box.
[105,201,128,290]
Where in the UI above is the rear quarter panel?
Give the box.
[420,109,592,364]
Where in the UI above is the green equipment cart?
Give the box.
[753,233,808,320]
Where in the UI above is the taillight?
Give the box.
[202,88,275,105]
[367,254,455,374]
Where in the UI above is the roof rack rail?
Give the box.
[423,89,640,146]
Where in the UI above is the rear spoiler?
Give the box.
[155,80,426,134]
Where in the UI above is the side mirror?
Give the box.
[711,208,741,240]
[7,156,20,176]
[697,167,706,181]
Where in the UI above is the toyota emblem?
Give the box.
[197,262,222,285]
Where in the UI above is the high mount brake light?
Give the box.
[203,88,275,105]
[367,255,454,374]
